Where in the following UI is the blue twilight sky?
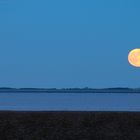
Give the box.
[0,0,140,88]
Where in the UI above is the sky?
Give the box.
[0,0,140,88]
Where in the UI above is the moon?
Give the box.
[128,48,140,67]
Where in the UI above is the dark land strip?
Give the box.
[0,111,140,139]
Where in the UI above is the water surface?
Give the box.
[0,93,139,111]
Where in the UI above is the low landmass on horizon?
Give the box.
[0,87,140,93]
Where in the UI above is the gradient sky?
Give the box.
[0,0,140,88]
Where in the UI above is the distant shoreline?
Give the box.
[0,87,140,93]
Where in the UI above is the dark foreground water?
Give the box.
[0,93,140,111]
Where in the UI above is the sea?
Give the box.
[0,93,139,111]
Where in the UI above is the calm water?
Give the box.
[0,93,140,111]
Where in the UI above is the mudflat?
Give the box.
[0,111,140,140]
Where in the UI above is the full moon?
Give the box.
[128,48,140,67]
